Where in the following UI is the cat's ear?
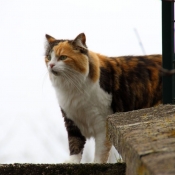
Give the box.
[45,34,56,44]
[72,33,87,51]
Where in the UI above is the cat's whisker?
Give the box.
[66,78,85,95]
[59,68,100,105]
[61,72,85,95]
[67,75,89,96]
[58,68,82,84]
[67,74,85,88]
[58,67,87,92]
[66,75,88,96]
[63,67,86,81]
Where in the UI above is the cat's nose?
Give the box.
[49,63,55,69]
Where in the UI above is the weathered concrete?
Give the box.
[107,104,175,175]
[0,163,126,175]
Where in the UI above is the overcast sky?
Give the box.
[0,0,161,163]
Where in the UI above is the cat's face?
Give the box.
[45,33,89,83]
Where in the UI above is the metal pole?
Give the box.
[162,1,175,104]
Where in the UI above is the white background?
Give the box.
[0,0,161,163]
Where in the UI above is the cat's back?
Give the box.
[98,54,161,70]
[94,53,162,112]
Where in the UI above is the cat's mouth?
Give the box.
[51,70,59,76]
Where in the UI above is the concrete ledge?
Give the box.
[0,163,126,175]
[107,104,175,175]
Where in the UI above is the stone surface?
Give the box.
[0,163,126,175]
[107,104,175,175]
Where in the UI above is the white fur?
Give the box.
[64,153,82,164]
[48,52,113,163]
[108,146,123,163]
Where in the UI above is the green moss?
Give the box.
[0,163,126,175]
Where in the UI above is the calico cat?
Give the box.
[44,33,175,163]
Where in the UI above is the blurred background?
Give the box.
[0,0,161,163]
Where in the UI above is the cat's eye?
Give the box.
[47,55,51,61]
[59,55,67,61]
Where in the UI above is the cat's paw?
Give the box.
[64,154,81,164]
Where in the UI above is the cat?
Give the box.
[44,33,175,163]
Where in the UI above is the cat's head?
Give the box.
[45,33,90,84]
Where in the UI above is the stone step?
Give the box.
[107,104,175,175]
[0,163,126,175]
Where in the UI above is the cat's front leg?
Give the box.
[94,133,112,163]
[61,109,86,163]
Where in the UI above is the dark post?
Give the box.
[162,1,175,104]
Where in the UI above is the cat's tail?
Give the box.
[158,65,175,76]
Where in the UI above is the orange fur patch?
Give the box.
[88,51,100,82]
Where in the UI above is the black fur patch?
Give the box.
[99,55,163,113]
[61,109,86,155]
